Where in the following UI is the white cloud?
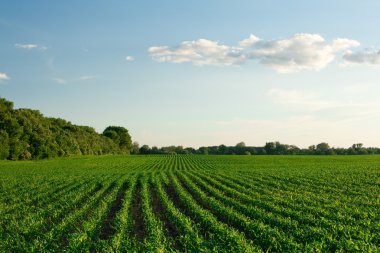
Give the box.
[343,49,380,65]
[15,44,38,49]
[239,34,261,48]
[148,34,360,73]
[53,78,67,84]
[331,38,360,51]
[0,72,10,81]
[53,75,96,84]
[79,75,96,80]
[126,56,135,62]
[148,39,245,66]
[15,43,47,50]
[244,34,360,73]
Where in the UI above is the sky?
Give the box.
[1,1,380,148]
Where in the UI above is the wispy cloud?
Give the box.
[148,34,360,72]
[15,43,38,49]
[0,72,10,81]
[53,75,96,84]
[126,56,135,62]
[53,78,67,84]
[15,43,47,50]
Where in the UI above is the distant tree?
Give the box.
[351,143,367,155]
[316,142,331,155]
[264,142,276,154]
[316,142,329,151]
[287,145,300,155]
[236,142,246,147]
[247,147,258,155]
[347,147,356,155]
[217,144,227,155]
[352,143,363,149]
[198,146,208,155]
[185,147,196,154]
[205,146,217,155]
[274,142,288,154]
[139,145,151,154]
[161,146,178,154]
[131,141,140,154]
[175,146,186,154]
[151,146,159,154]
[256,147,267,155]
[234,142,247,155]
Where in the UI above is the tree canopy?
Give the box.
[0,97,132,160]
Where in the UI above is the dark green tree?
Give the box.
[316,142,332,155]
[102,126,132,154]
[139,145,151,154]
[0,97,133,160]
[0,130,9,159]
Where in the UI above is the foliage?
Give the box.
[102,126,132,153]
[0,97,132,160]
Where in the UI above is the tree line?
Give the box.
[0,98,132,160]
[1,97,379,160]
[133,141,380,155]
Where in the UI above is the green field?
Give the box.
[0,155,379,252]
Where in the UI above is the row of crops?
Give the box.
[0,155,379,252]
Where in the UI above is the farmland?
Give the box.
[0,155,379,252]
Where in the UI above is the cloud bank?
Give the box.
[148,34,361,73]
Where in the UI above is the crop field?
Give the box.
[0,155,379,252]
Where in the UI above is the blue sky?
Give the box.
[1,1,380,148]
